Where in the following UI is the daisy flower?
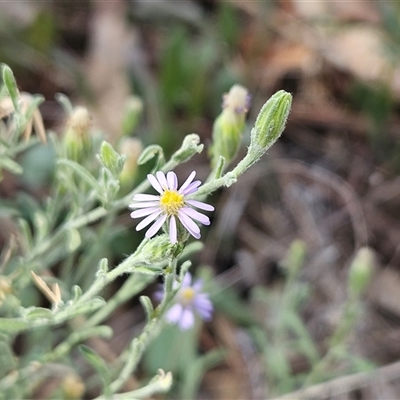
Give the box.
[129,171,214,243]
[156,272,213,330]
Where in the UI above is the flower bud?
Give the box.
[97,141,126,178]
[209,85,250,168]
[136,234,175,264]
[250,90,292,153]
[348,247,375,296]
[118,137,143,192]
[63,106,92,162]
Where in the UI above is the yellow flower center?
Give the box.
[181,287,195,305]
[160,190,184,216]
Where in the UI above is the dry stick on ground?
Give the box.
[271,359,400,400]
[271,159,369,249]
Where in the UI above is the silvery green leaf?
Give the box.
[138,144,165,168]
[32,211,48,243]
[0,318,29,333]
[171,134,203,164]
[57,159,102,193]
[72,285,82,302]
[0,340,17,377]
[24,307,53,321]
[0,157,23,175]
[23,94,44,122]
[213,156,225,179]
[66,228,81,252]
[79,345,111,398]
[133,265,163,275]
[1,64,20,113]
[55,93,74,115]
[97,258,109,276]
[140,295,154,321]
[62,297,105,318]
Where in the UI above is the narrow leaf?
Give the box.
[79,345,111,398]
[57,159,102,192]
[1,64,20,113]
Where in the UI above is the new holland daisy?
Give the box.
[129,171,214,243]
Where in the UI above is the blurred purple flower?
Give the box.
[157,272,213,330]
[129,171,214,243]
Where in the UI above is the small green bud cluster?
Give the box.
[249,90,292,157]
[63,106,93,162]
[97,141,126,179]
[209,85,250,168]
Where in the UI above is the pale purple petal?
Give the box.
[129,201,160,209]
[145,214,167,238]
[180,180,201,195]
[153,286,164,302]
[147,174,163,194]
[169,215,177,244]
[133,194,160,201]
[167,171,178,190]
[196,307,213,321]
[186,199,214,211]
[181,272,192,288]
[180,207,210,225]
[165,303,183,324]
[130,207,160,219]
[177,211,200,239]
[179,308,195,330]
[192,278,204,292]
[178,171,196,194]
[193,294,213,320]
[136,210,162,231]
[156,171,168,190]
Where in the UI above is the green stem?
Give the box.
[76,254,144,305]
[303,299,360,387]
[108,258,179,395]
[195,151,258,197]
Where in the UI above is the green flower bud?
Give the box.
[348,247,375,296]
[63,106,92,162]
[136,234,175,264]
[97,140,126,178]
[250,90,292,154]
[209,85,250,168]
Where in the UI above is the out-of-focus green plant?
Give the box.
[245,242,375,397]
[205,241,376,398]
[0,64,291,399]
